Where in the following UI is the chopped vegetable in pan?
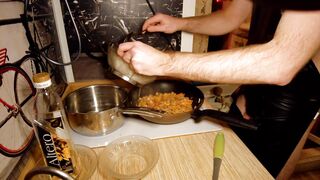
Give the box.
[137,92,193,114]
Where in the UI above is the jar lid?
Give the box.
[33,72,52,88]
[33,72,50,83]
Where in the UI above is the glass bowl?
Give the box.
[98,135,159,179]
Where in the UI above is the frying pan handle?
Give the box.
[192,109,259,130]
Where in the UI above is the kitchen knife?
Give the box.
[213,132,225,180]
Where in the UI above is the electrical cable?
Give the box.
[39,0,82,66]
[25,0,82,66]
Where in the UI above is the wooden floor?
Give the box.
[290,169,320,180]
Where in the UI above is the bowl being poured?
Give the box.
[107,44,157,86]
[107,31,174,86]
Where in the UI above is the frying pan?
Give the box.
[124,80,259,130]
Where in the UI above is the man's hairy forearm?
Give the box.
[165,43,287,85]
[179,0,252,35]
[181,13,240,35]
[165,42,319,85]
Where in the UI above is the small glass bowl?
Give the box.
[98,135,159,179]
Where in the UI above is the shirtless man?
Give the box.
[117,0,320,177]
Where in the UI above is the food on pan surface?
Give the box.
[137,92,193,114]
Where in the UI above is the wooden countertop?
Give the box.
[92,128,273,180]
[15,80,274,179]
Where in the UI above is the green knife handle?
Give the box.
[214,132,225,159]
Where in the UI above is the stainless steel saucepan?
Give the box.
[64,85,163,136]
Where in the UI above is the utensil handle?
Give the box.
[145,0,175,50]
[193,109,259,130]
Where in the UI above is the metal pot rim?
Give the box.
[65,84,126,97]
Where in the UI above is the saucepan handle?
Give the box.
[192,109,259,130]
[121,107,165,118]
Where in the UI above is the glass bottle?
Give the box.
[31,72,78,176]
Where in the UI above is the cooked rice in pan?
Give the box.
[137,92,193,114]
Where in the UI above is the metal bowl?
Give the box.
[64,85,127,136]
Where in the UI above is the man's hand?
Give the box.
[142,13,182,34]
[117,41,172,76]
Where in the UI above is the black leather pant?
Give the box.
[230,61,320,177]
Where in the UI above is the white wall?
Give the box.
[0,2,30,179]
[181,0,195,52]
[0,2,29,60]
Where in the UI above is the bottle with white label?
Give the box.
[31,72,78,176]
